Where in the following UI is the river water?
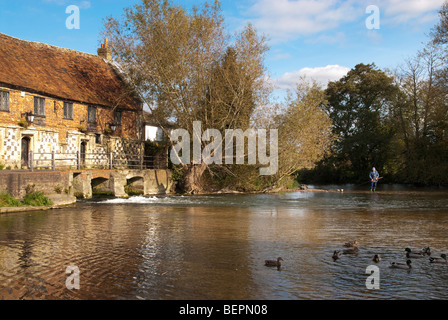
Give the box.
[0,186,447,300]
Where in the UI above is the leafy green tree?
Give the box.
[323,63,398,182]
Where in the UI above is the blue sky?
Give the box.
[0,0,445,101]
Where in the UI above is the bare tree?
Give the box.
[394,43,447,183]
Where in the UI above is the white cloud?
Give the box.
[79,1,91,9]
[246,0,362,42]
[274,65,350,90]
[245,0,444,43]
[382,0,444,23]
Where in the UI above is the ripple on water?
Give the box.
[0,190,448,300]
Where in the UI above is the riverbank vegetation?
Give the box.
[0,191,53,208]
[104,0,448,193]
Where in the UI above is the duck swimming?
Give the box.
[405,248,426,259]
[332,251,341,260]
[265,257,283,268]
[390,260,412,269]
[344,240,358,248]
[342,247,359,255]
[429,254,447,263]
[372,254,381,263]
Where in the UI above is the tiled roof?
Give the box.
[0,33,141,110]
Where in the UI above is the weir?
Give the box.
[72,169,173,198]
[0,169,173,199]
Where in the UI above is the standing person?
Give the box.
[369,167,380,192]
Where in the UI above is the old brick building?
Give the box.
[0,33,143,169]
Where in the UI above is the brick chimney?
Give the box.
[97,38,112,61]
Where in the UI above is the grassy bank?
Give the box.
[0,191,53,207]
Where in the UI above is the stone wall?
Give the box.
[0,171,72,199]
[0,86,142,169]
[0,87,140,141]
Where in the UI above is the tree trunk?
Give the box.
[179,162,208,194]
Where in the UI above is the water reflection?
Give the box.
[0,190,447,300]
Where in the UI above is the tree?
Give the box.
[392,27,448,184]
[102,0,270,193]
[274,80,334,185]
[201,79,334,192]
[431,1,448,45]
[203,47,255,130]
[303,1,448,186]
[323,63,398,182]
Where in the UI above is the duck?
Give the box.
[265,257,283,268]
[344,240,358,248]
[390,260,412,269]
[422,247,431,256]
[332,250,341,260]
[372,254,381,263]
[342,247,359,255]
[405,248,426,258]
[429,254,447,263]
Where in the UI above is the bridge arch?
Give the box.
[91,177,112,195]
[125,176,144,196]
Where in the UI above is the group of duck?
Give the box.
[264,241,447,270]
[332,240,447,269]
